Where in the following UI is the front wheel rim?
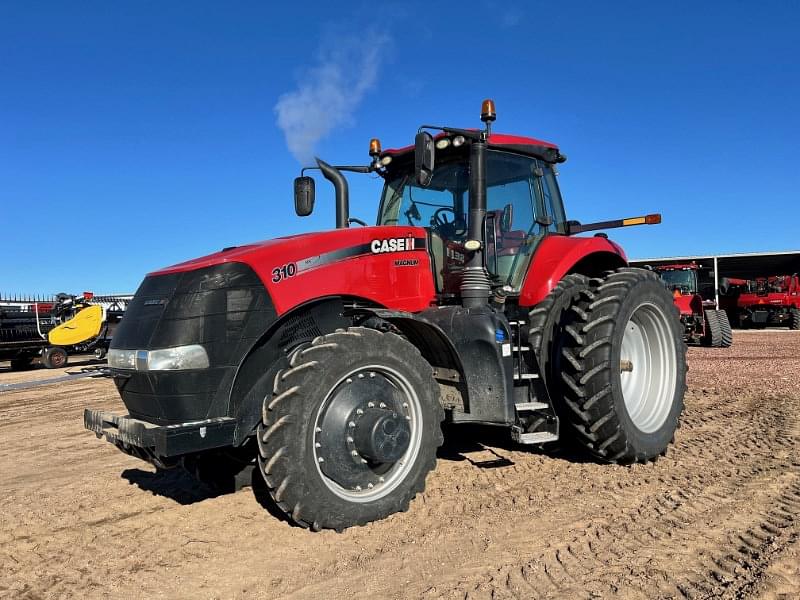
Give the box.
[313,365,423,503]
[619,302,678,433]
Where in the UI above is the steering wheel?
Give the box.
[431,207,467,237]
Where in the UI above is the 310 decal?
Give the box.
[271,262,297,283]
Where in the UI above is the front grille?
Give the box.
[111,262,276,423]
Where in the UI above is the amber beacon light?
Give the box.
[369,138,382,157]
[481,99,496,122]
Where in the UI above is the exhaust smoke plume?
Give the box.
[275,31,390,165]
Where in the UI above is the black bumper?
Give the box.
[84,409,237,458]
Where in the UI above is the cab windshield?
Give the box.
[377,149,566,290]
[378,150,565,233]
[659,270,697,294]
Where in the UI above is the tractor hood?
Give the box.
[149,226,437,315]
[110,226,435,423]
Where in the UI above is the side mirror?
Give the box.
[414,131,435,187]
[500,203,513,232]
[294,176,315,217]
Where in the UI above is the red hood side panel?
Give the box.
[519,235,628,306]
[151,227,437,315]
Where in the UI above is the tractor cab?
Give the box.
[376,141,566,295]
[656,264,699,297]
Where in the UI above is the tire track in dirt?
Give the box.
[420,390,800,600]
[276,389,800,599]
[1,333,799,599]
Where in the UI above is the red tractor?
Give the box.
[654,263,732,347]
[84,101,686,531]
[735,274,800,329]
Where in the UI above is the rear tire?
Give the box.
[702,310,722,347]
[528,273,591,402]
[559,268,687,463]
[716,310,733,347]
[42,346,68,369]
[790,308,800,330]
[257,327,443,531]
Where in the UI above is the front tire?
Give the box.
[257,327,443,531]
[560,268,687,463]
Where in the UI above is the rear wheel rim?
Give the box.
[619,302,677,433]
[313,365,422,503]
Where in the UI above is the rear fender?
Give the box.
[519,236,628,307]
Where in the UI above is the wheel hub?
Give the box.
[353,408,411,463]
[314,369,418,501]
[620,302,678,433]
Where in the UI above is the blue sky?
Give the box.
[2,1,799,294]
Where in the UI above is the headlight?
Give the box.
[107,345,209,371]
[147,345,209,370]
[108,349,137,369]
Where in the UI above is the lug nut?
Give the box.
[356,408,364,415]
[315,442,321,448]
[402,402,408,408]
[358,373,365,379]
[318,457,324,463]
[348,421,356,428]
[378,476,385,483]
[351,450,359,457]
[367,402,375,408]
[315,427,322,433]
[355,485,362,491]
[346,378,353,384]
[367,483,374,489]
[346,436,354,443]
[379,402,386,409]
[369,372,376,378]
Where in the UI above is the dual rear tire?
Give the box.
[530,268,687,463]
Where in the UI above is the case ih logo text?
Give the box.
[371,238,415,254]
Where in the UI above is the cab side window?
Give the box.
[538,164,567,233]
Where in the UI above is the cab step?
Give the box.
[511,429,559,445]
[515,402,549,411]
[513,372,539,380]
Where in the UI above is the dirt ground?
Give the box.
[1,332,799,600]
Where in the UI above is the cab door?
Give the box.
[485,152,565,290]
